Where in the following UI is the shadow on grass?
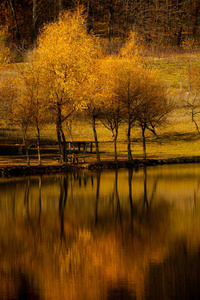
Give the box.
[157,132,200,143]
[132,132,200,144]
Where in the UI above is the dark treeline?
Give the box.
[0,0,200,49]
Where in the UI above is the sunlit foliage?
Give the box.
[35,8,101,162]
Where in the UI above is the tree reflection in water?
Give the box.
[146,240,200,300]
[95,172,101,227]
[0,166,200,299]
[0,270,41,300]
[59,176,68,242]
[107,285,135,300]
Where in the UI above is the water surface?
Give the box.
[1,164,200,299]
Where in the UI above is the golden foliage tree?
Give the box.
[35,8,100,162]
[18,59,46,164]
[1,76,33,166]
[97,57,125,162]
[80,56,109,163]
[116,33,146,160]
[110,59,144,161]
[134,70,170,159]
[116,33,170,161]
[80,79,102,162]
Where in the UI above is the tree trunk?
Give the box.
[56,102,66,163]
[36,123,41,165]
[114,169,123,231]
[193,1,200,39]
[38,176,42,225]
[148,123,158,138]
[111,127,118,162]
[128,167,134,235]
[108,0,114,41]
[86,0,93,33]
[25,145,30,167]
[192,109,199,133]
[61,127,66,162]
[114,137,117,162]
[24,179,30,205]
[177,26,183,47]
[56,126,62,157]
[32,0,37,42]
[58,0,63,16]
[127,121,132,161]
[92,116,101,162]
[142,125,146,159]
[22,126,30,166]
[95,172,101,226]
[142,167,149,212]
[59,176,68,242]
[7,0,22,48]
[56,125,66,163]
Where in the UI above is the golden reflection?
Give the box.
[0,165,200,299]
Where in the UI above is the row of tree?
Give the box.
[0,8,171,165]
[0,0,200,49]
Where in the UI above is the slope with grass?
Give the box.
[1,52,200,172]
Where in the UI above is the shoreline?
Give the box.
[1,156,200,177]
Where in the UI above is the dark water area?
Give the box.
[0,164,200,299]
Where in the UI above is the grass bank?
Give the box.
[1,52,200,176]
[1,117,200,177]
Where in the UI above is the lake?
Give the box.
[1,164,200,300]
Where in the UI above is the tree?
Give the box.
[18,58,46,164]
[193,0,200,39]
[0,51,45,166]
[0,32,14,124]
[80,59,105,163]
[134,70,171,159]
[0,78,17,125]
[13,95,33,166]
[6,0,22,48]
[112,59,143,161]
[116,32,144,160]
[0,76,33,165]
[97,57,125,162]
[36,8,100,162]
[184,65,200,133]
[111,31,171,161]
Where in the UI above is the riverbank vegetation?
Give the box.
[0,6,200,169]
